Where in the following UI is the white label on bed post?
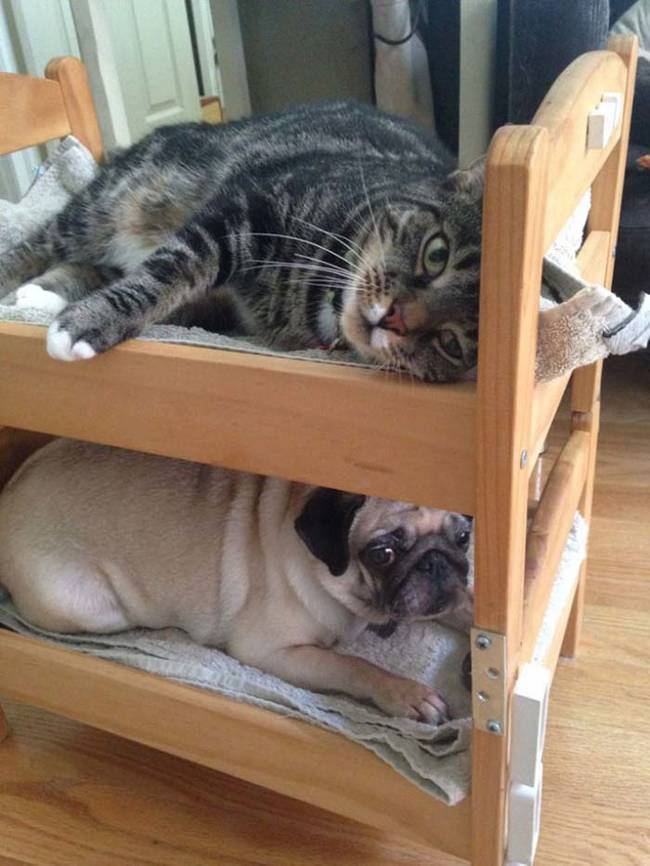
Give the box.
[507,769,544,866]
[587,92,623,149]
[511,663,551,787]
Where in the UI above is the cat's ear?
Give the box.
[444,156,485,199]
[295,488,366,576]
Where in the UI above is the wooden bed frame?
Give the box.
[0,40,637,865]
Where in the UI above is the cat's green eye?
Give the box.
[422,233,450,277]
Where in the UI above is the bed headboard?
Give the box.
[0,56,103,162]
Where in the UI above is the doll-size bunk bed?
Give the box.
[0,37,637,866]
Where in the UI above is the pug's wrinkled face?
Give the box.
[351,501,471,624]
[295,489,471,625]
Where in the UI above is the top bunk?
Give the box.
[0,42,635,515]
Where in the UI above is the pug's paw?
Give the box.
[372,674,449,724]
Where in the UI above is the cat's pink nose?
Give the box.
[381,302,406,336]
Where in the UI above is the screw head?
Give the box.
[520,449,528,469]
[475,634,491,650]
[487,720,502,734]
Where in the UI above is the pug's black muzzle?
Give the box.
[386,544,468,619]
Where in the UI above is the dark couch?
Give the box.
[419,0,648,304]
[496,0,648,305]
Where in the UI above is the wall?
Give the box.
[238,0,372,114]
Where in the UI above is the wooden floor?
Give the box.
[0,354,648,866]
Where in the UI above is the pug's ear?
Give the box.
[444,156,485,199]
[295,488,366,576]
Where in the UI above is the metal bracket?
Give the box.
[470,627,507,735]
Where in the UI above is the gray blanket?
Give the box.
[0,516,587,805]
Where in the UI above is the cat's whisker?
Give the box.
[291,249,372,289]
[240,264,363,286]
[293,253,369,284]
[357,161,386,272]
[289,214,364,261]
[241,259,371,288]
[292,253,358,276]
[235,231,356,272]
[240,266,369,296]
[243,260,352,279]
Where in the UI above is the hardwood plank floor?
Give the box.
[0,353,648,866]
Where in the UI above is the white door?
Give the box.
[103,0,202,141]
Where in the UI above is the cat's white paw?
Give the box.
[15,283,67,314]
[47,321,97,362]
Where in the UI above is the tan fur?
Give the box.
[0,440,472,722]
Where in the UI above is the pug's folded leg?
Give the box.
[262,645,449,724]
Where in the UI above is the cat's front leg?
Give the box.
[47,293,143,360]
[46,234,222,361]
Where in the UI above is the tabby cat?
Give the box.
[3,101,483,381]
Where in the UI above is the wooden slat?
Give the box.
[576,229,612,286]
[472,124,549,866]
[535,571,580,674]
[521,431,590,662]
[563,35,638,658]
[0,323,477,513]
[529,374,571,472]
[528,228,611,465]
[533,50,628,251]
[0,630,471,858]
[0,71,70,156]
[46,56,104,162]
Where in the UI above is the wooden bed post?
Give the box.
[472,125,549,866]
[562,35,638,658]
[45,56,104,162]
[0,703,9,742]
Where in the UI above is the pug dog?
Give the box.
[0,439,473,723]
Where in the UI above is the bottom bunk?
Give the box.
[0,428,588,863]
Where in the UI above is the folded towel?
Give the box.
[1,137,647,381]
[0,137,96,249]
[0,515,587,805]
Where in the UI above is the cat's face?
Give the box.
[341,163,482,382]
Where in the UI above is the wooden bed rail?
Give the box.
[528,229,611,469]
[533,48,628,251]
[0,73,70,155]
[472,35,637,866]
[521,430,590,662]
[0,58,103,161]
[0,36,638,866]
[0,324,477,514]
[0,629,471,858]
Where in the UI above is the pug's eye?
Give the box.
[435,329,464,362]
[422,233,449,278]
[456,530,471,548]
[368,546,395,566]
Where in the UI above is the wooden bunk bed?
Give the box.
[0,38,637,866]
